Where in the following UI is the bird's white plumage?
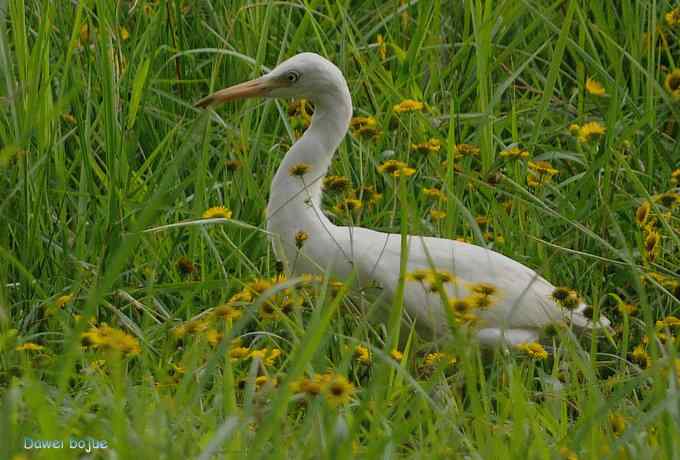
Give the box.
[200,52,610,346]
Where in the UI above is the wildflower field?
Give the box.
[2,1,680,459]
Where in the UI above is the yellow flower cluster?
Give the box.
[393,99,424,113]
[551,287,581,310]
[500,146,529,160]
[585,77,606,96]
[527,160,558,188]
[291,372,355,407]
[664,69,680,99]
[81,324,141,357]
[411,138,442,154]
[515,342,548,360]
[377,159,416,177]
[666,7,680,27]
[202,206,232,219]
[570,121,606,143]
[350,116,380,138]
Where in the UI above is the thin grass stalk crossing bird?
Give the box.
[195,52,610,347]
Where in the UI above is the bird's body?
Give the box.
[197,52,610,346]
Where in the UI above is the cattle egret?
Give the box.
[195,52,610,346]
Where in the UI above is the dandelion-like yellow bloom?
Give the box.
[577,121,606,143]
[55,293,74,309]
[429,209,447,220]
[15,342,44,351]
[229,346,250,360]
[81,324,141,357]
[248,278,273,295]
[528,160,558,176]
[422,187,446,201]
[470,282,497,296]
[354,345,371,365]
[644,229,660,260]
[631,344,650,368]
[289,163,312,177]
[393,99,424,113]
[322,373,355,407]
[350,116,380,138]
[656,192,679,208]
[449,298,473,315]
[295,230,309,249]
[500,146,529,160]
[656,315,680,330]
[119,26,130,41]
[213,304,242,321]
[202,206,232,219]
[376,34,387,61]
[390,349,404,362]
[357,185,383,206]
[334,198,363,214]
[515,342,548,360]
[377,159,414,177]
[551,287,580,310]
[259,301,279,321]
[411,138,442,154]
[323,175,351,192]
[635,201,651,226]
[664,69,680,99]
[609,413,627,436]
[206,329,223,346]
[617,302,637,315]
[585,77,606,96]
[423,351,456,367]
[671,168,680,185]
[453,143,480,158]
[406,269,430,283]
[62,113,77,124]
[666,8,680,27]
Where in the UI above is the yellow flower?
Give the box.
[390,349,404,362]
[354,345,371,365]
[551,287,580,310]
[671,168,680,185]
[411,138,442,154]
[644,229,660,261]
[429,209,447,220]
[515,342,548,360]
[15,342,44,352]
[666,8,680,27]
[322,373,355,407]
[470,282,497,296]
[568,123,581,135]
[248,278,273,295]
[62,113,77,124]
[528,160,558,176]
[423,352,456,367]
[294,230,309,249]
[422,187,446,201]
[656,315,680,330]
[617,302,637,315]
[608,413,627,436]
[334,198,363,214]
[376,34,387,61]
[635,201,651,226]
[119,26,130,41]
[656,192,680,208]
[350,116,380,138]
[449,298,473,315]
[206,329,223,346]
[585,77,606,96]
[357,185,383,206]
[289,163,311,177]
[377,159,410,176]
[406,269,430,283]
[577,121,606,143]
[55,293,74,309]
[631,344,650,368]
[500,146,529,159]
[79,24,91,44]
[559,446,578,460]
[453,143,480,158]
[213,304,242,321]
[323,175,351,192]
[229,346,250,360]
[82,324,141,357]
[202,206,232,219]
[393,99,424,113]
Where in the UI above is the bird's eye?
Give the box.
[286,71,300,83]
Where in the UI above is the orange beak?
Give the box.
[194,77,273,109]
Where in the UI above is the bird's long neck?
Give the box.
[266,86,352,267]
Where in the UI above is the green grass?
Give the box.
[1,0,680,458]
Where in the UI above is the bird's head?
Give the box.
[194,52,347,108]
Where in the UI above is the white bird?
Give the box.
[195,52,610,346]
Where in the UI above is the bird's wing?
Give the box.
[344,227,597,336]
